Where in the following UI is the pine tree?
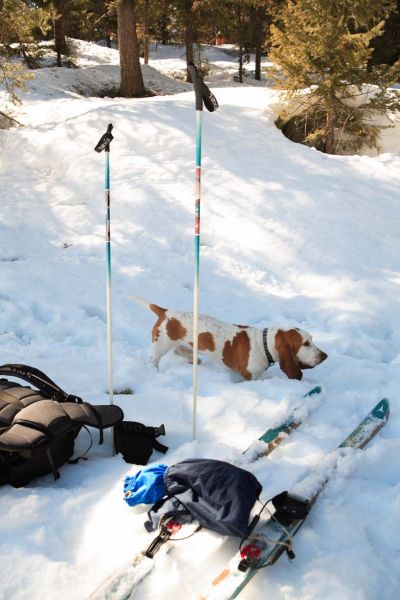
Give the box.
[232,0,277,82]
[157,0,208,83]
[149,0,172,45]
[209,0,253,83]
[270,0,400,154]
[370,0,400,66]
[172,0,198,82]
[135,0,174,63]
[210,0,275,83]
[0,0,53,103]
[66,0,116,45]
[249,2,267,81]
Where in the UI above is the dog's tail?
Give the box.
[128,295,167,317]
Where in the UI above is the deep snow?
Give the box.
[0,41,399,600]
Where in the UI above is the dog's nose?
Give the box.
[319,351,328,362]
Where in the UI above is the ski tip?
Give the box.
[340,398,390,450]
[371,398,390,422]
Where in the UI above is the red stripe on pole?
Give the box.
[195,199,200,234]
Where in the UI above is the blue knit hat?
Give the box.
[123,463,168,507]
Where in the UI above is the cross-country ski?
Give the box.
[199,399,390,599]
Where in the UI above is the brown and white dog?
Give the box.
[130,296,327,381]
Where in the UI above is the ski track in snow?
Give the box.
[0,40,399,600]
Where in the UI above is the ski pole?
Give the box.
[187,63,218,440]
[95,124,114,410]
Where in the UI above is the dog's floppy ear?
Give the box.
[275,330,303,380]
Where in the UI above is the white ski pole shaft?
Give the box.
[187,63,219,440]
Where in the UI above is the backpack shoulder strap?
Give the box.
[0,364,83,403]
[152,438,168,454]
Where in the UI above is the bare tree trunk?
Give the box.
[325,109,336,154]
[143,0,149,64]
[160,0,170,45]
[255,47,261,81]
[54,0,66,67]
[118,0,145,97]
[238,6,244,83]
[253,6,266,81]
[238,42,243,83]
[185,1,194,82]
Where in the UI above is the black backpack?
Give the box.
[0,364,123,487]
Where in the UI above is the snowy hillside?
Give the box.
[0,41,399,600]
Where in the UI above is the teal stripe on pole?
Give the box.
[187,63,218,440]
[95,124,114,410]
[192,109,202,440]
[105,144,113,407]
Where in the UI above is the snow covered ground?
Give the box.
[0,41,399,600]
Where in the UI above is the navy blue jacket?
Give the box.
[147,458,262,539]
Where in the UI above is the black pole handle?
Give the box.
[94,123,114,153]
[187,62,219,112]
